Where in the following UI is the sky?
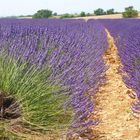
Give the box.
[0,0,140,17]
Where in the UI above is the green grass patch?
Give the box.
[0,51,73,136]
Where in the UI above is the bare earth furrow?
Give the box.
[92,30,140,140]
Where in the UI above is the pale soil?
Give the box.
[74,14,123,20]
[74,13,140,20]
[17,17,32,19]
[90,30,140,140]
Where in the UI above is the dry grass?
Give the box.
[17,17,32,19]
[74,13,140,20]
[74,14,123,20]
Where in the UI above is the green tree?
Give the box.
[106,9,115,15]
[33,9,53,18]
[60,13,74,19]
[53,12,57,16]
[94,8,105,15]
[86,13,91,16]
[80,11,86,17]
[122,6,138,18]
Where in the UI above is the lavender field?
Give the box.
[0,19,139,140]
[101,19,140,112]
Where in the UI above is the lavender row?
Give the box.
[100,19,140,112]
[0,19,108,132]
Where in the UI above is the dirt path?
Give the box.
[92,31,140,140]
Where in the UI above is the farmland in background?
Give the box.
[17,13,140,20]
[73,12,140,20]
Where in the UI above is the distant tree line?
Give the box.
[94,8,117,15]
[33,9,53,18]
[59,12,93,19]
[32,6,139,19]
[122,6,138,18]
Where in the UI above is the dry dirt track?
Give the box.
[91,30,140,140]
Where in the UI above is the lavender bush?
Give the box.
[0,19,108,136]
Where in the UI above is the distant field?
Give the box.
[75,14,123,20]
[17,13,140,19]
[17,16,32,19]
[74,13,140,20]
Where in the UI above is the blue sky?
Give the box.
[0,0,140,16]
